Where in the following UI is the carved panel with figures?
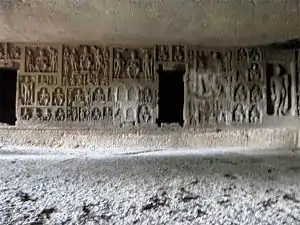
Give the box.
[25,46,58,73]
[5,42,299,129]
[113,47,154,80]
[63,45,110,86]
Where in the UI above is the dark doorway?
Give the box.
[157,70,184,126]
[0,69,17,125]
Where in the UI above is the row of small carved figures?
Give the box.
[20,105,152,125]
[190,104,262,125]
[20,85,156,106]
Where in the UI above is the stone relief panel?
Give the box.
[231,48,265,124]
[25,46,58,73]
[62,45,110,86]
[112,47,155,80]
[187,48,232,127]
[156,45,170,62]
[110,83,157,128]
[12,43,299,129]
[186,47,265,127]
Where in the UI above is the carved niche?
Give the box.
[231,48,264,124]
[113,47,154,80]
[187,48,231,127]
[156,45,170,62]
[25,46,58,73]
[63,45,110,86]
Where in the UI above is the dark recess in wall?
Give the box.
[0,69,17,125]
[157,70,184,127]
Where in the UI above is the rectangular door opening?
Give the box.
[0,69,17,125]
[157,70,184,127]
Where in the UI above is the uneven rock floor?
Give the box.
[1,149,300,224]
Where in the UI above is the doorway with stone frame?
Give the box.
[157,68,185,127]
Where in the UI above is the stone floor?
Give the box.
[0,149,300,225]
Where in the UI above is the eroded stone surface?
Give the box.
[0,0,299,46]
[1,153,300,224]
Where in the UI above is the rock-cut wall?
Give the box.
[0,43,299,130]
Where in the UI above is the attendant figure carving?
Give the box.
[238,48,248,62]
[248,64,261,81]
[80,46,91,71]
[38,88,50,106]
[143,52,153,79]
[49,48,58,72]
[233,104,245,123]
[126,51,140,79]
[41,109,52,121]
[36,49,48,72]
[84,89,91,106]
[21,76,34,105]
[139,105,151,124]
[63,59,69,79]
[250,85,262,103]
[53,88,64,106]
[79,108,86,121]
[196,51,205,71]
[173,46,184,62]
[158,46,168,61]
[94,47,103,71]
[114,52,124,78]
[70,48,78,71]
[104,107,113,120]
[102,50,110,84]
[55,108,65,121]
[71,108,77,121]
[270,64,289,116]
[249,106,260,123]
[235,84,247,102]
[94,88,105,103]
[73,89,83,106]
[92,108,102,121]
[224,52,232,72]
[26,49,35,72]
[22,108,32,120]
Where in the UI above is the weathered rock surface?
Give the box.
[1,151,300,224]
[0,0,299,46]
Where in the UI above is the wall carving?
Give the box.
[0,42,297,129]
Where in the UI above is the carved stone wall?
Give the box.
[0,42,299,129]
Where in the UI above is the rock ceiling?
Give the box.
[0,0,299,46]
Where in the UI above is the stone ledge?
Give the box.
[0,128,297,154]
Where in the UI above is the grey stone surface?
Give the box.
[0,0,299,46]
[0,127,296,153]
[1,151,300,224]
